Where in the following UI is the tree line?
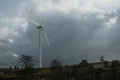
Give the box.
[0,54,120,80]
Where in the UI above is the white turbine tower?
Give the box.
[30,20,50,68]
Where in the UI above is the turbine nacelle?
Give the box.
[37,26,42,29]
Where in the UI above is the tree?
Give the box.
[111,60,119,67]
[19,54,34,69]
[103,60,109,68]
[51,59,62,67]
[50,59,63,80]
[79,59,88,67]
[19,54,34,80]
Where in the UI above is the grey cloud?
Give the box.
[1,0,120,67]
[15,11,116,66]
[7,9,120,67]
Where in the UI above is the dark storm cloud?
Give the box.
[1,0,120,67]
[14,10,120,66]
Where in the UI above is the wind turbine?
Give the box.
[30,19,50,68]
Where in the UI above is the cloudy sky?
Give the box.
[0,0,120,67]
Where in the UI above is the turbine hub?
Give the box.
[37,26,42,28]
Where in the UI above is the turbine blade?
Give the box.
[43,30,50,47]
[29,19,39,26]
[41,20,44,26]
[41,19,45,27]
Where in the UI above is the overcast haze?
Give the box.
[0,0,120,67]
